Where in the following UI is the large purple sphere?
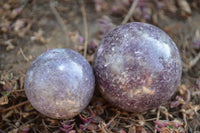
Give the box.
[25,48,95,119]
[93,22,182,112]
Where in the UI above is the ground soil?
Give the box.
[0,0,200,133]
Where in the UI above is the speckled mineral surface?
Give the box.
[25,48,95,119]
[93,22,182,112]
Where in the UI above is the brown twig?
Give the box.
[50,1,69,47]
[24,115,40,125]
[119,116,157,122]
[42,119,50,132]
[121,0,139,24]
[106,111,120,127]
[80,0,89,57]
[0,101,29,113]
[182,111,188,131]
[188,51,200,69]
[14,89,25,92]
[19,48,29,62]
[154,107,161,133]
[99,121,112,133]
[136,114,145,126]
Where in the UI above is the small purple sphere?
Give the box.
[25,48,95,119]
[93,22,182,112]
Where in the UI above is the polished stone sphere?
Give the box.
[93,22,182,112]
[25,48,95,119]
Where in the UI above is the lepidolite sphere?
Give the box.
[25,48,95,119]
[93,22,182,112]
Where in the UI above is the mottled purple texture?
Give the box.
[25,48,95,119]
[93,22,182,112]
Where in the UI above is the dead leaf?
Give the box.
[31,29,47,44]
[0,95,9,105]
[13,19,26,32]
[10,8,22,19]
[177,0,192,14]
